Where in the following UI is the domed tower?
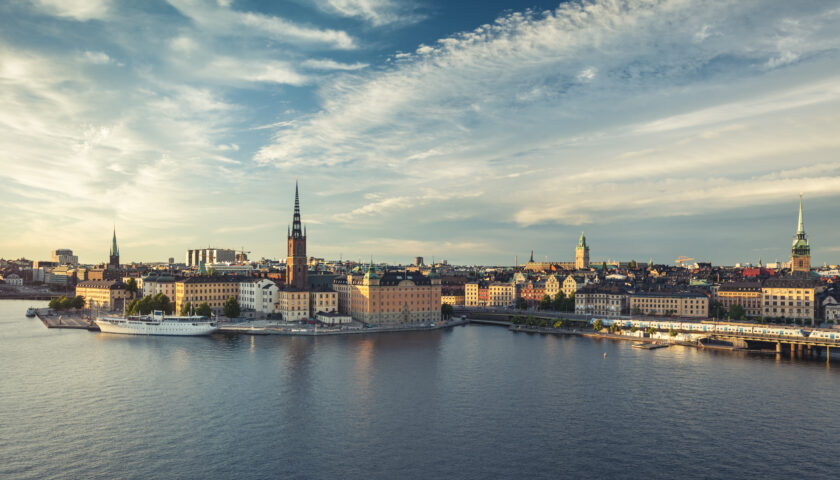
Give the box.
[286,181,308,290]
[791,195,810,274]
[575,232,590,270]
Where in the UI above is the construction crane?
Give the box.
[237,246,251,263]
[675,256,695,267]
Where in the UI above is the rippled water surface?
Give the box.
[2,299,839,479]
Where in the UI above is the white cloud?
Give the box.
[81,51,112,64]
[29,0,110,21]
[315,0,425,27]
[167,0,356,49]
[254,0,840,240]
[302,59,369,71]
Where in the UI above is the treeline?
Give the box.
[49,295,85,310]
[510,316,572,329]
[518,292,575,312]
[127,293,173,315]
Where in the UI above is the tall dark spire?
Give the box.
[291,180,303,239]
[110,227,119,257]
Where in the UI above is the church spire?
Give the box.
[110,227,119,257]
[291,180,303,239]
[797,193,805,235]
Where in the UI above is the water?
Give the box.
[1,299,838,479]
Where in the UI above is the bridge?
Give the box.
[455,307,837,361]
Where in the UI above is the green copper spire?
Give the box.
[797,194,804,235]
[110,227,119,257]
[578,231,587,248]
[792,194,809,255]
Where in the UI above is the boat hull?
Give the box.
[95,319,218,336]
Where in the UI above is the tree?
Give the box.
[647,326,657,336]
[729,304,746,321]
[515,297,528,310]
[593,319,603,331]
[73,295,85,309]
[709,301,727,320]
[552,291,566,311]
[553,320,564,329]
[196,303,212,317]
[564,293,576,312]
[630,326,638,333]
[609,322,621,333]
[152,293,173,314]
[180,301,193,316]
[441,303,454,319]
[223,296,241,318]
[669,328,678,337]
[539,294,553,311]
[125,278,138,298]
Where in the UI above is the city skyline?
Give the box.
[1,1,839,265]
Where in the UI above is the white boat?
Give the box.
[95,310,219,336]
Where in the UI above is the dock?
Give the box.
[632,343,670,350]
[34,308,99,330]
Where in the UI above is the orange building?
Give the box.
[334,268,442,325]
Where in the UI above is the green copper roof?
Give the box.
[577,231,587,248]
[110,228,119,257]
[792,194,810,254]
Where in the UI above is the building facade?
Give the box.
[175,276,241,315]
[629,291,709,318]
[276,289,310,322]
[76,280,130,311]
[142,275,176,300]
[761,278,818,324]
[310,289,338,315]
[186,248,237,267]
[51,249,78,266]
[714,282,762,318]
[239,278,279,316]
[334,269,441,325]
[575,286,627,317]
[488,282,517,307]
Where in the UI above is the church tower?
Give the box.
[108,228,120,269]
[286,181,308,290]
[791,195,810,274]
[575,232,590,270]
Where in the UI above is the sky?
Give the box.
[1,0,839,266]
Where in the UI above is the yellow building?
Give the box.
[277,289,310,322]
[761,278,819,325]
[629,291,709,318]
[175,276,241,315]
[562,274,584,298]
[75,280,131,311]
[545,275,561,298]
[441,289,465,306]
[334,268,441,325]
[310,289,338,315]
[488,282,517,307]
[714,283,762,318]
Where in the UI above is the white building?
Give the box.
[1,274,23,286]
[142,275,176,300]
[186,248,236,267]
[51,249,78,266]
[239,279,279,316]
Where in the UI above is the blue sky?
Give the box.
[1,0,839,266]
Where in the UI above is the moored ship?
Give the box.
[95,310,218,336]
